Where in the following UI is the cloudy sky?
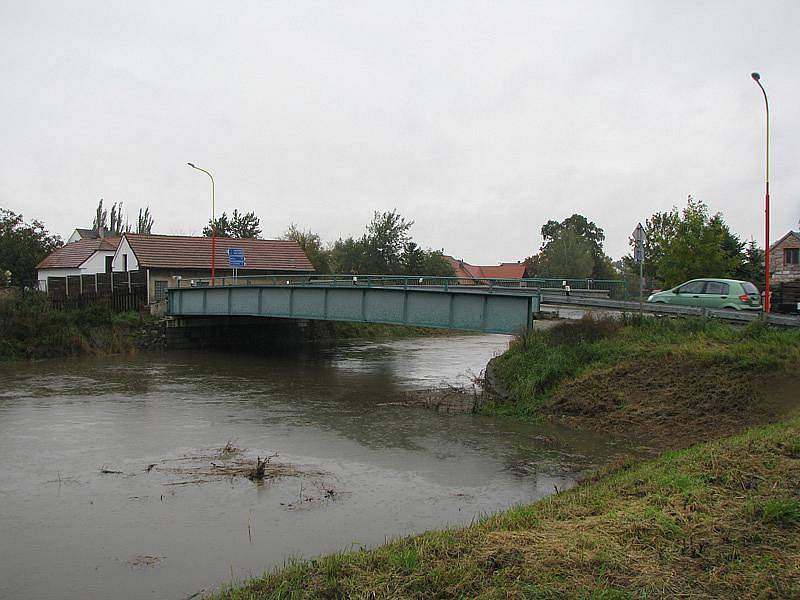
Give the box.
[2,0,798,262]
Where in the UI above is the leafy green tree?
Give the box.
[540,214,612,278]
[203,209,262,239]
[330,237,365,274]
[92,199,108,234]
[136,207,154,234]
[537,225,595,278]
[109,202,126,234]
[203,212,232,237]
[361,210,413,274]
[632,196,744,288]
[0,208,62,287]
[325,210,453,276]
[735,239,765,285]
[282,224,331,273]
[401,242,426,275]
[422,250,456,277]
[91,199,128,235]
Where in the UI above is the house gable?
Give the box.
[112,236,141,272]
[769,230,800,284]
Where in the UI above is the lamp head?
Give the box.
[187,162,196,168]
[751,72,761,81]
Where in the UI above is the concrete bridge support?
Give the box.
[166,316,318,353]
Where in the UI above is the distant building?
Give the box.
[443,255,529,280]
[36,237,121,291]
[37,233,315,302]
[66,227,111,244]
[111,234,314,302]
[770,229,800,284]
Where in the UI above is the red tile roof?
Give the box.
[123,234,314,272]
[36,237,121,269]
[444,255,528,279]
[476,263,529,279]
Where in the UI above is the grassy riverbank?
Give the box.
[208,316,800,599]
[0,293,145,360]
[212,415,800,599]
[486,316,800,449]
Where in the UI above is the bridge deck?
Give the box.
[168,284,540,334]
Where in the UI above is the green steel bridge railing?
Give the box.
[172,274,629,300]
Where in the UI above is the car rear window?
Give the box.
[742,282,759,295]
[705,281,729,295]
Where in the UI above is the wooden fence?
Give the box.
[774,281,800,314]
[47,270,147,312]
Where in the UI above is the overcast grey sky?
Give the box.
[2,0,798,262]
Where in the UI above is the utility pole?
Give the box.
[633,223,646,318]
[751,73,771,312]
[188,163,216,286]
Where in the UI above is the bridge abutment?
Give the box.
[166,316,317,353]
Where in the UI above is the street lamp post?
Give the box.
[751,72,770,312]
[187,162,216,286]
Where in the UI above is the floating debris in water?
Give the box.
[127,554,164,569]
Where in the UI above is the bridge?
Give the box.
[167,275,546,335]
[167,274,800,332]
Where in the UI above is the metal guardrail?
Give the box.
[175,274,628,298]
[540,293,800,328]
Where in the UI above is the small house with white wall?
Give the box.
[111,233,315,303]
[36,237,121,291]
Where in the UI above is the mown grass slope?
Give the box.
[485,316,800,448]
[211,416,800,599]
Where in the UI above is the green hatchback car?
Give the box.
[647,278,762,311]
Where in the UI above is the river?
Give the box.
[0,334,622,600]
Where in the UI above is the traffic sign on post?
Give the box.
[632,223,646,264]
[632,223,646,315]
[227,248,246,268]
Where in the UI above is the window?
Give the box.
[704,281,729,295]
[678,281,706,294]
[784,248,799,265]
[154,280,168,302]
[123,254,128,271]
[105,256,113,273]
[742,282,759,295]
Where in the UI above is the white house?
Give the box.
[110,233,315,302]
[35,237,121,291]
[37,232,315,301]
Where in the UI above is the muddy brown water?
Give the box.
[0,334,625,600]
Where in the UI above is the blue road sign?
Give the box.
[227,248,246,267]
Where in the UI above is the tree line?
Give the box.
[524,196,768,291]
[281,210,454,276]
[1,193,779,291]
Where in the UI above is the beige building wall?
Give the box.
[770,234,800,284]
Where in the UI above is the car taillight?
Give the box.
[739,295,749,302]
